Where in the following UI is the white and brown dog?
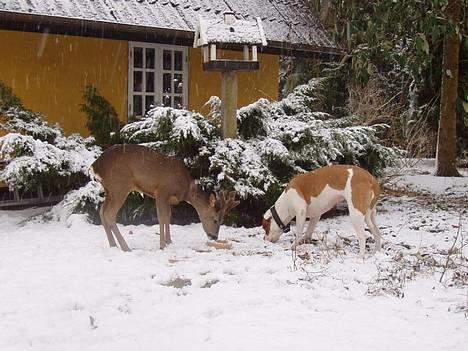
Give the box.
[262,165,382,257]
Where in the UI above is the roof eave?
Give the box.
[0,11,343,59]
[262,41,344,61]
[0,10,194,44]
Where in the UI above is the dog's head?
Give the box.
[262,209,282,243]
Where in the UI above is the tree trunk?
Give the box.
[435,0,461,176]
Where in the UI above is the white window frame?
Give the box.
[128,41,188,118]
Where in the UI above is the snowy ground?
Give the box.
[1,160,467,351]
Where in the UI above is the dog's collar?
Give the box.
[270,206,291,233]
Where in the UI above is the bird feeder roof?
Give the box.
[194,14,267,47]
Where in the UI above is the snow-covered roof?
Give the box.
[0,0,341,56]
[195,14,267,47]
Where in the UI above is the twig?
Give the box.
[376,91,402,112]
[291,246,298,271]
[439,213,463,283]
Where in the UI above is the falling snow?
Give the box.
[0,160,467,351]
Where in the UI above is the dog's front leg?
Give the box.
[291,208,307,250]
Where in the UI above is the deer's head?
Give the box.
[197,190,240,240]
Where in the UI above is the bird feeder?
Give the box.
[194,12,268,138]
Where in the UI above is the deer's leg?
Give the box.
[165,206,172,245]
[110,223,132,252]
[99,201,117,248]
[156,201,171,249]
[165,197,179,246]
[102,190,131,252]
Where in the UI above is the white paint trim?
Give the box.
[210,44,217,60]
[256,17,268,46]
[198,16,208,47]
[252,45,258,61]
[243,45,249,60]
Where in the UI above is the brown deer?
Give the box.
[90,144,239,251]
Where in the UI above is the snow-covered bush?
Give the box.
[121,106,217,160]
[46,180,105,224]
[0,104,101,194]
[1,78,400,227]
[112,78,400,226]
[1,107,62,143]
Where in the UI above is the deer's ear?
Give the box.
[189,180,198,194]
[209,193,217,207]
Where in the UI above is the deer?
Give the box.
[90,144,240,251]
[262,165,382,257]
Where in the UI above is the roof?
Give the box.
[195,14,267,46]
[0,0,341,57]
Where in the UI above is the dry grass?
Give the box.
[348,75,436,158]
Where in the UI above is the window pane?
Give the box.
[145,95,155,113]
[174,51,183,71]
[163,95,172,107]
[133,71,143,92]
[133,95,142,116]
[174,73,183,94]
[174,96,183,109]
[163,50,172,70]
[146,72,155,92]
[146,48,155,69]
[163,73,172,93]
[134,47,143,68]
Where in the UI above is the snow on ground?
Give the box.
[0,161,467,351]
[388,158,468,196]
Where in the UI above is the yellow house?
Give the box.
[0,0,340,137]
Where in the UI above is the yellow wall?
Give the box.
[188,48,279,115]
[0,30,279,136]
[0,30,128,136]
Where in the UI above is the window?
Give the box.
[128,42,188,118]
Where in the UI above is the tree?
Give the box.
[308,0,467,169]
[435,0,462,176]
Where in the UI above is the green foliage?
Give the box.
[121,107,217,160]
[237,99,269,138]
[309,0,468,154]
[114,78,401,226]
[0,81,23,112]
[0,86,101,195]
[80,85,123,146]
[1,107,63,143]
[319,0,467,85]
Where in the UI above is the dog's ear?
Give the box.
[262,217,272,234]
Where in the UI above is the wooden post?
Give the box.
[203,46,209,62]
[221,71,238,139]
